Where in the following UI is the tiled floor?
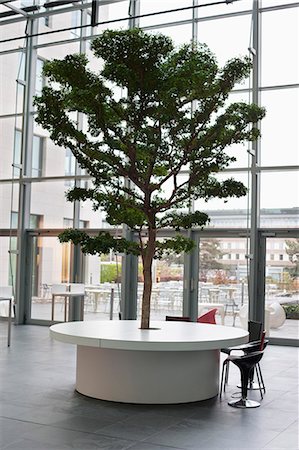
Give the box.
[0,324,298,450]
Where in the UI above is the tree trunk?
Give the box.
[140,227,156,329]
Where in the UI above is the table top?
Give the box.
[52,292,84,297]
[50,320,248,351]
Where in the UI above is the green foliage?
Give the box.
[59,229,140,256]
[34,28,265,326]
[155,235,194,259]
[285,239,299,279]
[282,304,299,319]
[34,29,265,258]
[100,263,121,283]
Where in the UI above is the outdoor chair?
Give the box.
[0,286,13,346]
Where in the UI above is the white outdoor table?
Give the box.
[50,320,248,404]
[0,297,12,346]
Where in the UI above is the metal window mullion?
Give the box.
[248,0,263,324]
[120,0,140,320]
[15,17,38,324]
[183,232,199,321]
[68,7,88,321]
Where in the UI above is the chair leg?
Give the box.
[255,364,264,400]
[51,295,55,321]
[244,363,266,392]
[224,360,230,386]
[257,362,266,393]
[64,298,67,322]
[228,366,261,409]
[220,360,226,399]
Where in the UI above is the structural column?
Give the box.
[248,0,264,324]
[15,18,38,324]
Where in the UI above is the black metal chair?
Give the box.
[221,329,268,397]
[221,320,262,385]
[220,350,264,408]
[236,332,268,393]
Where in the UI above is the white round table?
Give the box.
[50,320,248,404]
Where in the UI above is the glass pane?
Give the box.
[137,250,184,320]
[30,236,122,321]
[35,58,45,96]
[37,41,79,67]
[261,0,298,5]
[198,238,249,327]
[197,14,252,69]
[0,183,19,228]
[260,171,299,219]
[260,89,299,166]
[84,252,122,321]
[149,23,192,47]
[0,117,21,180]
[260,207,299,229]
[194,171,251,226]
[96,1,130,32]
[223,91,252,169]
[30,181,74,227]
[31,135,43,177]
[0,53,23,116]
[196,0,253,17]
[140,0,192,27]
[261,7,299,86]
[265,237,299,340]
[0,236,14,320]
[30,236,70,321]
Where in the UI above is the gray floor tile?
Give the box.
[0,325,298,450]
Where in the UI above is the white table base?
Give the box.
[76,345,219,404]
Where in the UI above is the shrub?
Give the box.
[100,263,121,283]
[282,303,299,319]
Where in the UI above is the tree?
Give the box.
[34,28,265,329]
[285,239,299,279]
[199,239,224,281]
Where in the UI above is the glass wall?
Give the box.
[0,1,297,344]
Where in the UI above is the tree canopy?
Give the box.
[34,28,265,328]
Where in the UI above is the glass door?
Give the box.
[265,237,299,340]
[198,237,249,327]
[27,234,122,323]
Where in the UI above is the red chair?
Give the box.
[197,308,217,324]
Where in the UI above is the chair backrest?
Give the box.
[165,316,191,322]
[242,331,268,354]
[0,286,13,298]
[197,308,217,324]
[248,320,262,342]
[51,284,68,294]
[70,283,85,294]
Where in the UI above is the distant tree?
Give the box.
[199,239,224,280]
[285,239,299,279]
[34,28,265,329]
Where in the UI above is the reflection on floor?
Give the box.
[0,324,298,449]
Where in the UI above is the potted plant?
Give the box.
[34,28,265,329]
